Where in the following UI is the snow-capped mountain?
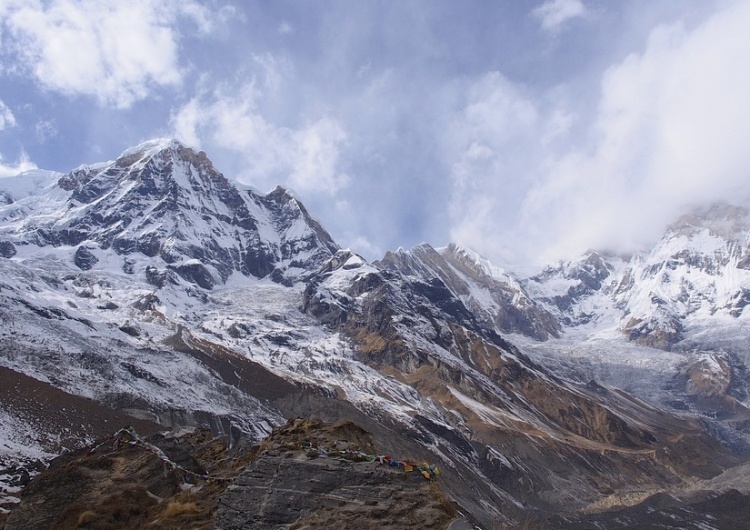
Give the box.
[0,138,338,287]
[526,250,622,328]
[615,204,750,345]
[376,243,561,341]
[1,140,749,529]
[508,203,750,471]
[527,204,750,347]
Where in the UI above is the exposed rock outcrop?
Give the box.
[0,241,15,259]
[73,246,98,271]
[217,418,455,530]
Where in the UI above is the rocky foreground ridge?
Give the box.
[6,418,750,530]
[1,139,750,528]
[3,418,457,530]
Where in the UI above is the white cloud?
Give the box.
[251,53,293,94]
[170,97,204,149]
[35,119,57,142]
[532,0,588,33]
[521,0,750,262]
[0,151,37,178]
[540,108,574,146]
[288,117,349,193]
[0,100,16,130]
[1,0,218,108]
[278,21,293,35]
[177,2,234,35]
[442,1,750,267]
[443,72,542,262]
[171,80,349,195]
[343,234,381,259]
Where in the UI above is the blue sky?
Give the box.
[1,0,749,266]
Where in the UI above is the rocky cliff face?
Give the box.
[376,244,561,341]
[216,418,456,530]
[613,205,750,348]
[527,250,618,328]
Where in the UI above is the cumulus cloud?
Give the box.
[171,74,349,195]
[443,72,544,263]
[0,100,16,130]
[346,235,381,258]
[0,0,217,108]
[287,118,349,194]
[0,151,37,178]
[520,0,750,263]
[532,0,588,33]
[441,1,750,266]
[0,99,35,178]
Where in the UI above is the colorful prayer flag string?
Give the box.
[298,440,439,480]
[90,427,213,481]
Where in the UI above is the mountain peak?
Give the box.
[116,137,186,160]
[440,243,512,282]
[668,202,750,240]
[112,138,220,176]
[1,140,340,286]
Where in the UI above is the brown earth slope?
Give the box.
[0,365,163,523]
